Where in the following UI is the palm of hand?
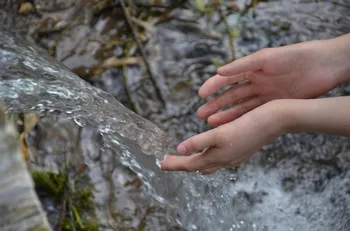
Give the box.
[160,40,345,173]
[197,45,337,126]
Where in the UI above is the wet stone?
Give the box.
[26,115,183,231]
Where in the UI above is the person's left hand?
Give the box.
[160,100,285,174]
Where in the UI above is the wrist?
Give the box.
[263,99,301,135]
[254,100,291,139]
[322,34,350,84]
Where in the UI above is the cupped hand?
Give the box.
[197,40,342,126]
[160,101,284,173]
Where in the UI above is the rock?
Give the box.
[0,105,52,231]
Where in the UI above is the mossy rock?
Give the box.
[31,170,100,231]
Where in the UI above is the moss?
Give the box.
[281,22,291,31]
[66,182,99,231]
[71,187,95,211]
[31,170,67,200]
[62,216,99,231]
[211,59,225,68]
[31,170,100,231]
[62,200,99,231]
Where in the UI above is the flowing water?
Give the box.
[1,1,350,231]
[0,27,241,231]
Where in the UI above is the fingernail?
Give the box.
[217,66,225,72]
[217,66,229,74]
[160,154,170,166]
[163,154,169,161]
[196,107,205,118]
[177,144,187,155]
[159,157,168,171]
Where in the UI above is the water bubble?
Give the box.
[230,177,237,182]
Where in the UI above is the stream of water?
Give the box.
[0,28,244,231]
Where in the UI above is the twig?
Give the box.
[219,8,236,61]
[68,196,77,231]
[58,158,69,231]
[62,141,77,231]
[131,16,154,32]
[122,63,138,112]
[119,0,166,107]
[57,195,67,231]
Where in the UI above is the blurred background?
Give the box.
[1,0,350,231]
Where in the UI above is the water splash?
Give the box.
[0,28,243,230]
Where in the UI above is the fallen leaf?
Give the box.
[18,2,34,14]
[19,133,30,166]
[101,57,143,68]
[23,113,40,133]
[19,113,40,167]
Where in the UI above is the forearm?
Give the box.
[322,34,350,84]
[279,97,350,137]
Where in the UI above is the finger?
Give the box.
[197,82,254,119]
[217,50,266,76]
[207,97,263,126]
[176,129,217,155]
[160,148,220,172]
[198,73,249,98]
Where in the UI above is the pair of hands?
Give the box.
[160,35,350,174]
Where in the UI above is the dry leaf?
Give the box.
[20,113,40,167]
[19,133,30,166]
[18,2,34,14]
[23,113,40,133]
[101,57,143,68]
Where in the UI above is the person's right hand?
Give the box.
[197,35,350,127]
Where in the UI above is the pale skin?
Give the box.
[160,33,350,174]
